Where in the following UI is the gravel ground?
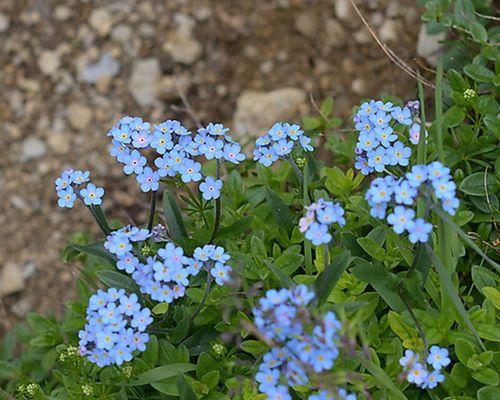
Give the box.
[0,0,430,335]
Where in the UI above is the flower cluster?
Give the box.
[299,199,346,246]
[253,286,355,400]
[193,244,233,285]
[104,228,232,303]
[399,347,451,389]
[365,162,459,243]
[353,100,413,175]
[108,117,245,199]
[253,122,313,167]
[55,169,105,208]
[78,288,152,367]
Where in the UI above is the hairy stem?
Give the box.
[210,160,222,242]
[147,190,158,231]
[190,272,212,323]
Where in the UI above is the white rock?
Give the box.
[54,5,71,21]
[334,0,354,21]
[0,12,9,32]
[379,20,398,42]
[38,50,60,76]
[295,12,316,38]
[0,263,27,296]
[80,52,120,84]
[417,24,446,66]
[67,102,93,130]
[128,58,161,106]
[112,24,132,42]
[20,137,47,161]
[89,8,112,37]
[164,33,202,65]
[325,19,346,47]
[233,88,306,138]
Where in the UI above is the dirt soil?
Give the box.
[0,0,424,336]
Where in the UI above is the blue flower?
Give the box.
[375,126,397,147]
[406,165,428,188]
[131,129,152,148]
[210,262,231,285]
[299,135,314,151]
[268,122,287,141]
[394,180,417,205]
[55,170,74,190]
[71,170,90,185]
[123,150,147,175]
[199,176,222,200]
[110,140,130,163]
[151,127,174,154]
[178,159,202,183]
[369,110,391,128]
[258,147,279,167]
[131,308,153,331]
[423,370,445,389]
[256,368,280,393]
[367,147,389,172]
[442,197,459,215]
[284,123,303,141]
[80,183,105,205]
[427,346,451,370]
[205,122,229,137]
[137,167,160,192]
[387,206,415,234]
[357,132,379,152]
[305,222,332,246]
[155,154,177,178]
[223,143,245,164]
[199,137,224,160]
[272,139,294,156]
[386,141,411,166]
[57,187,77,208]
[399,350,419,368]
[407,363,428,386]
[432,178,456,200]
[117,253,139,274]
[391,106,412,125]
[354,156,374,175]
[408,218,433,243]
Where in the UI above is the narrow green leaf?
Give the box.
[216,216,253,240]
[265,188,294,232]
[95,270,139,294]
[90,205,112,234]
[264,260,295,288]
[360,353,407,400]
[127,363,195,386]
[66,242,115,265]
[162,190,188,240]
[314,250,351,306]
[177,373,196,400]
[425,244,486,351]
[433,206,500,273]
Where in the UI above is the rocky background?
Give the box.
[0,0,437,335]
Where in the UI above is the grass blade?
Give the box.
[314,250,351,306]
[425,244,486,350]
[162,190,188,241]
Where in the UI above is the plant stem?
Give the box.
[87,205,111,235]
[190,272,212,323]
[435,56,444,163]
[416,74,427,219]
[287,157,304,185]
[147,190,158,231]
[210,160,222,242]
[303,161,313,275]
[396,286,428,355]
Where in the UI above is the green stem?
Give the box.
[190,272,212,323]
[147,190,157,231]
[303,159,313,275]
[287,157,304,186]
[416,74,427,220]
[210,160,222,242]
[435,56,444,163]
[396,286,428,355]
[87,205,111,235]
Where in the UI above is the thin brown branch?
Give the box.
[173,77,203,129]
[347,0,435,90]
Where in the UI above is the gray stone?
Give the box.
[233,88,307,137]
[164,34,202,65]
[417,24,446,66]
[128,58,161,106]
[67,102,93,130]
[80,52,120,84]
[0,262,34,296]
[326,19,346,47]
[0,12,9,32]
[20,137,47,161]
[295,12,317,38]
[38,50,60,76]
[334,0,355,21]
[89,8,113,37]
[379,20,398,42]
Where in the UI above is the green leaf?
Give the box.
[463,64,495,82]
[95,270,139,294]
[356,237,386,261]
[360,353,407,400]
[240,340,268,357]
[471,368,499,386]
[264,260,295,288]
[177,373,196,400]
[433,206,500,273]
[65,242,115,266]
[454,338,475,364]
[127,363,195,386]
[314,250,351,306]
[216,216,253,240]
[472,265,499,292]
[90,205,112,234]
[387,311,416,341]
[351,260,405,312]
[469,21,488,42]
[265,188,294,232]
[274,246,304,275]
[459,172,498,196]
[152,302,169,315]
[482,287,500,310]
[425,244,486,351]
[443,105,465,127]
[320,97,334,116]
[162,190,188,240]
[478,386,500,400]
